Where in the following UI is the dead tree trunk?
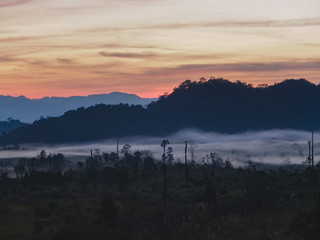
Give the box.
[312,131,314,169]
[116,137,119,162]
[161,139,169,207]
[185,141,188,182]
[308,140,311,167]
[90,149,93,170]
[49,153,52,172]
[163,146,167,207]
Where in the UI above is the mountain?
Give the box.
[147,78,320,132]
[0,92,156,123]
[1,78,319,144]
[0,119,28,135]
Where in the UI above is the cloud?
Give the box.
[151,18,320,30]
[78,17,320,34]
[98,43,161,50]
[0,56,20,62]
[57,58,73,64]
[33,43,162,52]
[145,60,320,75]
[0,33,75,44]
[98,51,221,61]
[99,51,157,59]
[0,0,33,8]
[0,36,52,43]
[28,60,47,66]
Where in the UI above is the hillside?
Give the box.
[0,92,156,123]
[0,119,28,135]
[147,78,319,132]
[1,78,319,144]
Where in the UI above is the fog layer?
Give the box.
[0,129,317,166]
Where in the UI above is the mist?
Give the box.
[0,129,317,167]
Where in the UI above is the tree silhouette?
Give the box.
[166,147,174,165]
[185,141,188,182]
[161,139,169,206]
[121,144,131,157]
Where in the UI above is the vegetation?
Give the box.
[1,78,320,238]
[1,78,320,144]
[0,118,27,136]
[0,144,320,240]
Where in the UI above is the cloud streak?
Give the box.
[0,0,33,8]
[99,51,158,59]
[0,36,45,43]
[98,51,222,60]
[78,17,320,34]
[151,18,320,29]
[57,58,73,64]
[0,34,72,43]
[0,55,21,62]
[145,60,320,75]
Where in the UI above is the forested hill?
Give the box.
[0,119,27,135]
[147,78,320,132]
[1,78,319,144]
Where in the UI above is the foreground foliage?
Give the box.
[1,157,320,240]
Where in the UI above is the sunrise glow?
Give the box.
[1,0,319,98]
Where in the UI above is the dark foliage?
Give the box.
[1,159,320,240]
[0,118,27,136]
[291,191,320,239]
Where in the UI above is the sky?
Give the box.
[0,0,319,98]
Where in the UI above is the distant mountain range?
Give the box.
[0,92,156,123]
[1,78,319,144]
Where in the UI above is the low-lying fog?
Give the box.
[0,129,318,166]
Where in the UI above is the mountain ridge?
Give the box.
[0,119,27,135]
[0,92,156,123]
[1,78,319,144]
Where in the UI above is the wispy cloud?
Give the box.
[0,34,68,43]
[98,51,222,61]
[0,0,33,8]
[0,56,20,62]
[151,18,320,29]
[57,58,73,64]
[99,43,162,50]
[145,60,320,75]
[99,51,158,59]
[78,17,320,34]
[0,36,43,43]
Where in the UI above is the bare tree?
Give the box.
[185,141,188,182]
[161,139,169,207]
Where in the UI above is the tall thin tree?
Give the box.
[90,149,93,170]
[312,131,314,168]
[49,153,52,172]
[185,141,188,182]
[307,140,311,167]
[116,137,119,162]
[161,139,169,207]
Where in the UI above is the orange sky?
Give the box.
[0,0,320,98]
